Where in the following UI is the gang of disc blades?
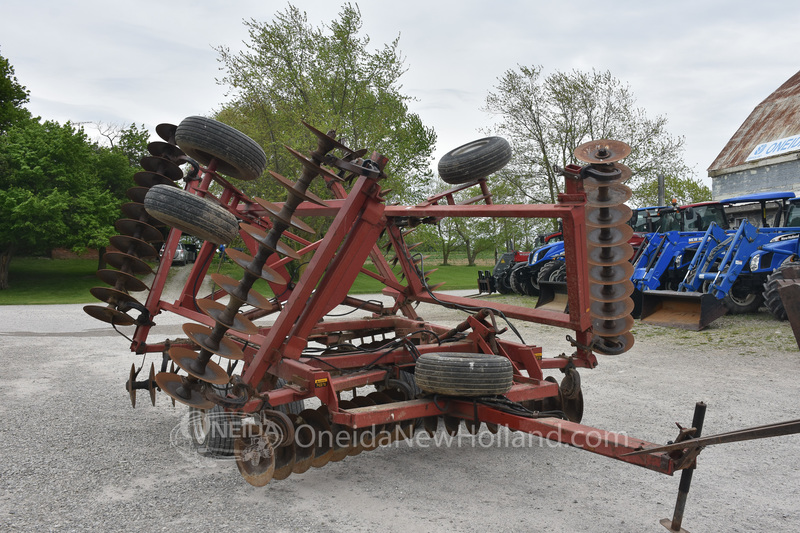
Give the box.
[269,170,329,206]
[587,243,633,266]
[96,268,149,292]
[589,279,634,303]
[155,372,215,409]
[209,273,275,311]
[169,346,230,385]
[103,251,153,275]
[587,224,634,248]
[590,298,635,321]
[182,323,244,360]
[83,304,135,326]
[224,248,288,286]
[140,155,183,181]
[592,314,635,337]
[253,197,316,234]
[585,182,633,207]
[573,139,631,163]
[109,235,158,260]
[114,218,164,243]
[196,298,259,335]
[588,261,634,284]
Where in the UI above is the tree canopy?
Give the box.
[0,49,30,134]
[213,3,436,202]
[483,65,710,211]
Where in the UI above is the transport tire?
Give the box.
[438,137,511,184]
[415,352,513,396]
[144,184,239,245]
[175,115,267,181]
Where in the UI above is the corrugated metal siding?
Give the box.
[708,70,800,173]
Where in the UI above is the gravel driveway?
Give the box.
[1,299,798,532]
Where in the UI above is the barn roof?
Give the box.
[708,70,800,175]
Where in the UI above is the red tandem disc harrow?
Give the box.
[85,117,800,531]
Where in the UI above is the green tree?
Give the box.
[0,49,30,134]
[483,66,708,212]
[0,119,125,289]
[213,3,436,203]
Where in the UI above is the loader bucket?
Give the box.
[639,290,727,330]
[536,281,569,313]
[777,280,800,350]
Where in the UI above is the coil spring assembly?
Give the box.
[574,140,636,355]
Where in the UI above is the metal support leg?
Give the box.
[661,401,707,532]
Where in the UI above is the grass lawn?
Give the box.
[0,256,487,305]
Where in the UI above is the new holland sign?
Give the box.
[746,134,800,162]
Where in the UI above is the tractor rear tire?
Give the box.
[493,269,514,294]
[175,116,267,181]
[537,260,566,284]
[438,137,511,185]
[415,352,513,396]
[763,263,797,320]
[144,184,239,245]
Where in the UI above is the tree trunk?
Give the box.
[0,247,13,290]
[97,246,107,271]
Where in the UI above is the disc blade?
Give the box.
[83,304,135,326]
[155,123,178,144]
[587,224,634,248]
[587,243,633,266]
[196,299,259,335]
[209,273,276,311]
[588,262,634,284]
[103,251,154,275]
[89,286,141,307]
[593,331,635,355]
[253,198,315,234]
[238,223,302,260]
[96,269,149,292]
[126,186,149,204]
[155,372,214,409]
[574,139,631,163]
[182,323,244,360]
[147,141,185,161]
[269,170,329,207]
[169,346,229,385]
[134,170,177,189]
[140,155,183,181]
[592,314,635,337]
[114,219,163,243]
[109,235,158,260]
[589,279,634,303]
[586,204,632,228]
[224,248,288,285]
[585,182,632,207]
[590,297,635,321]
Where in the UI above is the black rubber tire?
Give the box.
[415,353,513,396]
[520,263,544,297]
[537,260,566,284]
[274,378,305,415]
[144,184,239,245]
[493,270,514,294]
[189,403,239,457]
[175,116,267,181]
[763,263,797,320]
[438,137,511,184]
[508,263,528,295]
[722,279,764,314]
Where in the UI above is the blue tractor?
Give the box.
[638,192,798,329]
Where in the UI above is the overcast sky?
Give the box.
[2,0,799,188]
